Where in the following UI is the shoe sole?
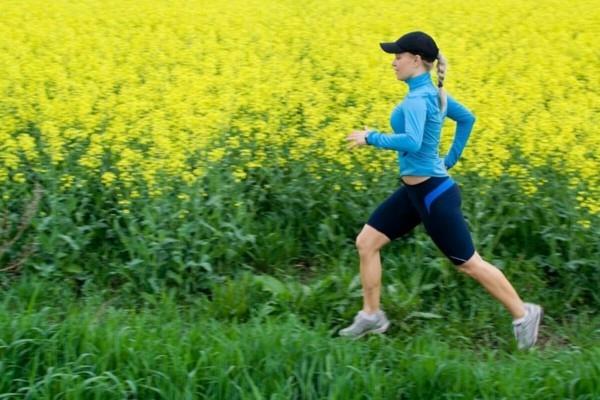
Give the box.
[342,320,390,339]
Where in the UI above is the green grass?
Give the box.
[1,157,599,398]
[1,274,599,399]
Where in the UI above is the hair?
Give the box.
[422,52,448,115]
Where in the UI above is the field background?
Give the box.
[0,0,599,398]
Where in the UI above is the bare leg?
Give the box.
[457,251,526,319]
[359,250,383,314]
[356,225,391,314]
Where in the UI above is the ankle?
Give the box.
[512,307,528,324]
[362,308,379,315]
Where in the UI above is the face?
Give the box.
[391,52,422,81]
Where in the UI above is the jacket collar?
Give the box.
[405,70,433,91]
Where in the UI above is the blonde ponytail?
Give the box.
[436,52,448,115]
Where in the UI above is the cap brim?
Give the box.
[379,42,403,53]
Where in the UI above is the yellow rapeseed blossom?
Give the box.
[177,193,190,202]
[232,168,247,182]
[0,0,597,216]
[60,174,74,190]
[577,219,591,230]
[16,134,39,163]
[208,148,226,163]
[12,172,26,184]
[101,172,117,187]
[352,180,366,191]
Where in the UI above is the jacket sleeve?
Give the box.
[366,97,427,152]
[443,94,476,169]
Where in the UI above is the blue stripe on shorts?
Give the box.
[424,177,455,213]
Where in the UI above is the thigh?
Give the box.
[366,185,422,241]
[418,183,476,265]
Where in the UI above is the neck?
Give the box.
[405,70,432,91]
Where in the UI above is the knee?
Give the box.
[456,251,484,275]
[355,232,378,256]
[355,225,390,256]
[355,233,371,255]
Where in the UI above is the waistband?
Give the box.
[400,176,455,197]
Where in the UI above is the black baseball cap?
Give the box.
[379,31,439,62]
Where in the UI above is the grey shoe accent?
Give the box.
[513,302,543,349]
[338,310,390,339]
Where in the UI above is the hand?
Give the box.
[346,125,372,150]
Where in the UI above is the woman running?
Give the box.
[341,31,543,349]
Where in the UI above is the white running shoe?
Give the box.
[513,302,543,349]
[338,309,390,339]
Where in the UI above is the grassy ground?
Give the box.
[1,274,598,399]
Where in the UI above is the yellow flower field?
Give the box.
[0,0,598,214]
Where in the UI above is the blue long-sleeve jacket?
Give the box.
[365,70,476,176]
